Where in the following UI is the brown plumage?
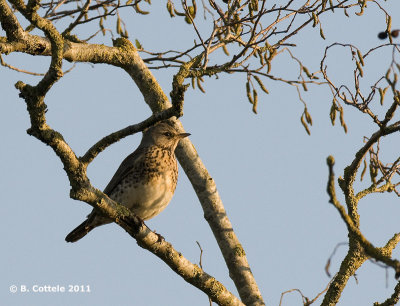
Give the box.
[65,120,190,243]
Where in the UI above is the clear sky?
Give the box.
[1,1,400,305]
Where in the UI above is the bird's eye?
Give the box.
[163,132,173,137]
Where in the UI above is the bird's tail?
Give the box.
[65,219,94,243]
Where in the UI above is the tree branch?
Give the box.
[0,0,25,40]
[374,279,400,306]
[324,152,400,305]
[3,2,248,302]
[327,156,400,273]
[115,38,265,305]
[80,107,181,165]
[14,57,244,306]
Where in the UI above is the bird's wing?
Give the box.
[103,147,146,196]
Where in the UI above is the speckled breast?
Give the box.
[109,146,178,220]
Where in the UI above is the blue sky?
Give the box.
[1,1,400,305]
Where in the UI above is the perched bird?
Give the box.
[65,120,190,242]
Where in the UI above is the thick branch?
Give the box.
[324,155,400,305]
[15,74,244,306]
[3,2,249,299]
[9,0,64,94]
[327,156,400,271]
[321,247,367,306]
[114,38,265,305]
[0,3,267,301]
[77,186,244,306]
[0,0,25,40]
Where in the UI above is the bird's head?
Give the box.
[141,120,190,151]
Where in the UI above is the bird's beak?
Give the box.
[178,132,191,139]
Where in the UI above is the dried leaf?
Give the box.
[252,89,258,114]
[330,103,336,125]
[379,88,385,105]
[173,8,186,16]
[303,66,313,79]
[222,44,229,56]
[300,115,311,135]
[99,17,105,36]
[320,26,326,40]
[253,75,269,94]
[338,106,348,132]
[116,17,122,34]
[249,0,258,11]
[356,61,363,77]
[184,15,192,24]
[266,60,271,74]
[357,49,364,66]
[135,39,142,49]
[246,82,253,104]
[385,69,391,81]
[197,77,205,93]
[134,3,149,14]
[360,158,367,181]
[187,5,196,18]
[342,123,348,133]
[268,48,277,61]
[304,108,312,125]
[166,1,175,17]
[312,12,318,27]
[383,86,389,95]
[339,107,345,126]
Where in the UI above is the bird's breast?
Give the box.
[109,148,178,220]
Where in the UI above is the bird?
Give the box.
[65,120,190,243]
